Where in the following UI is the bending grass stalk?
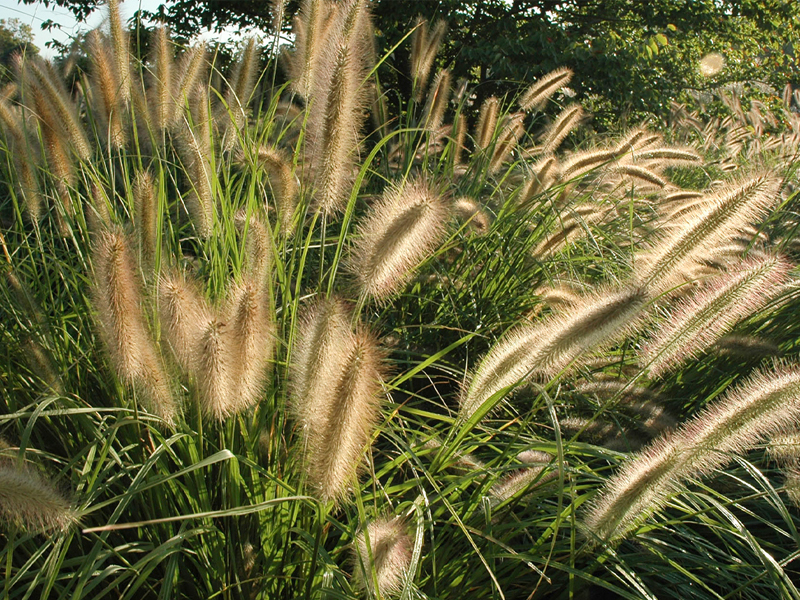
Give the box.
[584,364,800,545]
[637,172,779,289]
[459,286,648,422]
[640,255,791,378]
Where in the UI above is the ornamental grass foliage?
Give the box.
[3,0,800,597]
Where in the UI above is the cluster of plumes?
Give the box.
[283,0,376,214]
[460,162,798,542]
[566,173,797,542]
[289,297,388,504]
[0,0,264,236]
[93,212,275,424]
[583,365,800,544]
[388,61,708,272]
[4,2,800,587]
[402,62,800,538]
[671,80,800,162]
[0,440,76,532]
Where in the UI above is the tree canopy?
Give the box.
[18,0,800,124]
[0,18,38,81]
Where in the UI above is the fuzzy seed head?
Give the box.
[532,204,606,258]
[768,429,800,467]
[784,470,800,507]
[641,255,791,377]
[0,465,75,532]
[194,316,235,420]
[290,301,386,503]
[410,17,446,100]
[151,26,173,131]
[519,67,574,112]
[614,164,667,188]
[308,39,368,214]
[133,171,158,266]
[290,297,354,429]
[560,149,617,181]
[453,197,490,235]
[490,465,555,503]
[172,42,208,127]
[421,69,451,131]
[541,103,584,154]
[235,210,273,289]
[27,57,91,161]
[714,334,781,359]
[158,269,211,373]
[226,281,275,413]
[182,136,214,237]
[108,0,132,103]
[87,30,127,149]
[489,112,526,174]
[460,287,647,422]
[518,156,559,204]
[350,178,449,301]
[93,230,177,424]
[225,38,259,131]
[353,517,413,597]
[476,96,500,150]
[615,128,663,154]
[0,96,42,219]
[637,172,780,289]
[306,328,386,502]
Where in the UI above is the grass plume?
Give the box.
[352,516,413,597]
[93,229,176,424]
[641,255,791,377]
[540,103,584,154]
[410,17,446,101]
[519,67,573,112]
[0,465,75,532]
[133,170,158,267]
[349,177,449,301]
[476,96,500,150]
[636,172,780,288]
[460,287,647,421]
[158,269,211,374]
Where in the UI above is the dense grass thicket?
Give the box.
[2,1,800,598]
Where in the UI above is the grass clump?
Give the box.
[1,4,800,599]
